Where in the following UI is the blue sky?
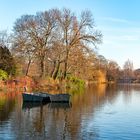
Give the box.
[1,0,140,68]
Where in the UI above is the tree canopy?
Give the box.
[12,8,102,79]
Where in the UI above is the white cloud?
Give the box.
[99,26,140,46]
[100,17,130,23]
[120,35,140,41]
[100,26,140,34]
[104,35,140,43]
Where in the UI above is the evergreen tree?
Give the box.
[0,45,16,75]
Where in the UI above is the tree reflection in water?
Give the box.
[0,84,140,139]
[0,92,16,122]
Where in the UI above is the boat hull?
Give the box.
[22,93,70,103]
[50,94,70,103]
[22,93,44,102]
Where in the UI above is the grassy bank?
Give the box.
[0,76,86,94]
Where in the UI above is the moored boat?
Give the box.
[22,92,70,103]
[22,93,43,102]
[22,92,50,102]
[50,94,70,103]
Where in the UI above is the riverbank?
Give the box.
[0,76,85,94]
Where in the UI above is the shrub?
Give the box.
[0,69,8,80]
[67,75,84,86]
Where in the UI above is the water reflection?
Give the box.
[0,93,16,122]
[0,84,140,139]
[22,102,47,109]
[20,103,71,139]
[48,102,72,109]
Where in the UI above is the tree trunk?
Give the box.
[64,61,67,79]
[40,57,45,77]
[25,59,31,76]
[50,61,56,77]
[53,61,60,80]
[63,51,69,79]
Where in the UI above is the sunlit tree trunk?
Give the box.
[50,61,56,77]
[25,59,31,76]
[52,61,61,80]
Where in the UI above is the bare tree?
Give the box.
[0,30,9,47]
[13,9,57,77]
[12,8,102,80]
[123,59,134,78]
[106,60,120,82]
[56,8,102,79]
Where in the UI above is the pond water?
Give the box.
[0,84,140,140]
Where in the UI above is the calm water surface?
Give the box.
[0,84,140,140]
